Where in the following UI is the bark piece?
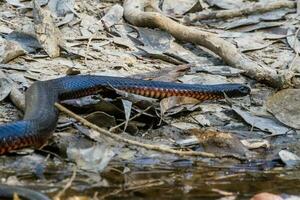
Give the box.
[0,38,26,63]
[33,0,63,58]
[0,71,25,111]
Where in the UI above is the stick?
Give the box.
[55,103,224,158]
[184,1,295,22]
[109,105,153,132]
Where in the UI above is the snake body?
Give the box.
[0,75,250,154]
[0,184,50,200]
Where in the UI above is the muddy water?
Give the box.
[1,156,300,199]
[43,165,300,199]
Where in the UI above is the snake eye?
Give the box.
[239,85,251,95]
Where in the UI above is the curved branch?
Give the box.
[123,0,294,88]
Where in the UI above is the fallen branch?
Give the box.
[184,1,295,22]
[123,0,294,88]
[55,102,240,159]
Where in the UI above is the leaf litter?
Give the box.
[0,0,300,199]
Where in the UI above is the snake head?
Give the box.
[238,85,251,96]
[224,84,251,98]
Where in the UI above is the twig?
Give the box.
[65,36,108,41]
[109,105,153,132]
[55,103,221,158]
[184,1,295,22]
[36,149,65,162]
[0,17,15,26]
[53,165,77,200]
[84,32,97,67]
[98,180,164,200]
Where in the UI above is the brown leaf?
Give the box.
[240,139,270,149]
[190,128,250,157]
[152,65,190,82]
[85,111,116,128]
[160,96,200,116]
[129,64,189,82]
[162,0,200,16]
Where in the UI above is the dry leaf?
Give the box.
[287,26,300,54]
[48,0,75,17]
[190,65,243,77]
[162,0,200,16]
[122,99,132,130]
[240,139,270,149]
[233,106,290,135]
[0,78,12,101]
[160,96,200,116]
[279,150,300,168]
[101,4,124,28]
[190,128,250,157]
[67,144,116,172]
[6,31,42,53]
[206,0,248,9]
[85,111,116,128]
[266,89,300,130]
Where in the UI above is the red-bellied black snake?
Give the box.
[0,75,250,154]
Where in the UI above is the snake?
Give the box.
[0,184,50,200]
[0,75,250,155]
